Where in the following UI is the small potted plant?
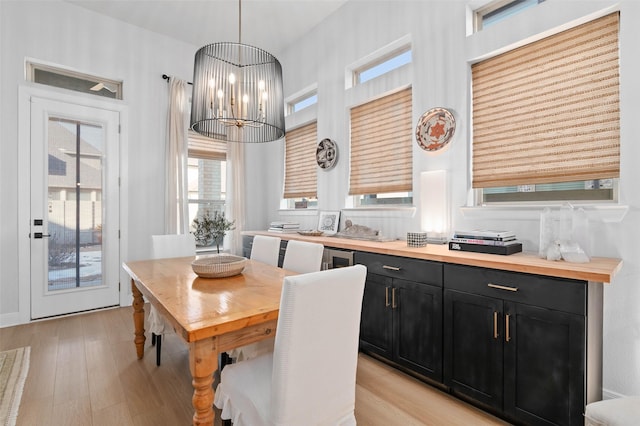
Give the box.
[192,211,235,253]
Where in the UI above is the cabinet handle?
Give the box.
[392,287,397,309]
[487,283,519,292]
[385,287,390,307]
[383,265,401,271]
[505,314,511,342]
[493,311,499,339]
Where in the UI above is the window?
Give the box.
[349,88,413,205]
[27,61,123,99]
[474,0,545,32]
[283,122,318,208]
[291,93,318,113]
[187,131,227,227]
[472,12,620,204]
[286,85,318,116]
[354,49,412,85]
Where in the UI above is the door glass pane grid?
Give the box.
[47,118,104,291]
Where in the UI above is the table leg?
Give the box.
[131,278,146,359]
[189,338,218,426]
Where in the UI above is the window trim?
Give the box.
[473,0,546,32]
[26,60,123,100]
[353,48,412,86]
[345,35,412,90]
[285,83,318,116]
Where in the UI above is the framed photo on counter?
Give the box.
[318,210,340,235]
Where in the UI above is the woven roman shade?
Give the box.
[350,87,413,195]
[283,121,318,199]
[188,130,226,160]
[472,12,620,188]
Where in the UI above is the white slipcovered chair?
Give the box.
[250,235,282,266]
[230,238,324,362]
[584,396,640,425]
[227,235,282,362]
[148,233,196,366]
[282,239,324,274]
[214,264,367,426]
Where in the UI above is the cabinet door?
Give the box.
[444,289,503,411]
[393,279,443,381]
[503,302,585,426]
[360,272,393,359]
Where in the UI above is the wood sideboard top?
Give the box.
[244,231,623,284]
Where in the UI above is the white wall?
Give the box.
[0,1,196,321]
[246,0,640,398]
[1,0,638,400]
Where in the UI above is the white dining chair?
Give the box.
[148,233,196,366]
[282,239,324,273]
[229,238,325,363]
[214,264,367,426]
[227,236,281,363]
[249,235,281,266]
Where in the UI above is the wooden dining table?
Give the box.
[122,256,294,425]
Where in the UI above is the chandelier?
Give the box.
[190,0,285,143]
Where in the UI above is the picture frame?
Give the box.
[317,210,340,235]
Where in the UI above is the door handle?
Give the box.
[493,311,499,339]
[505,314,511,342]
[385,287,390,307]
[32,232,51,239]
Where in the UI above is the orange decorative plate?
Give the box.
[415,108,455,152]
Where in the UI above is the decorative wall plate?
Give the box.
[415,108,456,152]
[316,138,338,170]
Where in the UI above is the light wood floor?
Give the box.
[0,306,510,426]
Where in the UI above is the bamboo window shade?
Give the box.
[188,130,227,161]
[472,12,620,189]
[283,121,318,199]
[350,87,413,195]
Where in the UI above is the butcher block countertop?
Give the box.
[244,231,623,284]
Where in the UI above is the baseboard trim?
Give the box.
[0,312,23,328]
[602,388,627,400]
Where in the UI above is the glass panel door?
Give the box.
[30,97,120,319]
[47,119,103,291]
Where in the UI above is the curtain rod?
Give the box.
[162,74,193,85]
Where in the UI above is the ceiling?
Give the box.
[67,0,348,55]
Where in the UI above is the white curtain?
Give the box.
[165,77,189,234]
[226,137,245,255]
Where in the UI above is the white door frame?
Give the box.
[18,83,129,324]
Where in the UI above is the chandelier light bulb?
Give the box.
[228,73,236,85]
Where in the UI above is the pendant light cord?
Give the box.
[238,0,242,45]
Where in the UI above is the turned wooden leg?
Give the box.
[131,278,146,359]
[189,338,217,426]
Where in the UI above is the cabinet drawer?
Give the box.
[355,252,443,287]
[444,264,586,315]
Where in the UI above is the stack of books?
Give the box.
[268,221,300,233]
[449,229,522,255]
